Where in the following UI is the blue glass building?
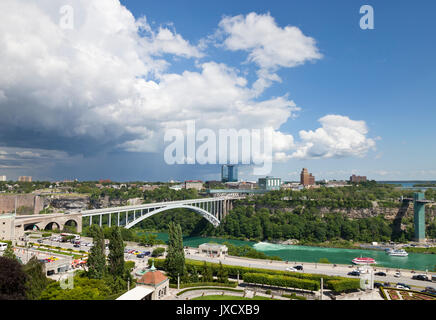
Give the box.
[221,165,238,182]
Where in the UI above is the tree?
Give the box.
[0,256,27,300]
[217,261,228,283]
[108,227,125,278]
[201,261,213,282]
[22,256,50,300]
[87,225,106,279]
[3,244,17,261]
[164,222,187,282]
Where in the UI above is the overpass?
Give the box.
[4,196,243,240]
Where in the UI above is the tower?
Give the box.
[413,192,426,243]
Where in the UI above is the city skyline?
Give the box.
[1,1,436,182]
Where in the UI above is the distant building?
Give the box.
[221,165,238,183]
[236,181,257,190]
[184,180,204,191]
[300,168,315,186]
[18,176,32,182]
[258,176,282,191]
[136,262,169,300]
[199,243,228,257]
[350,175,367,183]
[0,176,6,182]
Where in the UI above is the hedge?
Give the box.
[243,273,320,291]
[176,287,243,296]
[170,282,238,289]
[282,293,307,300]
[326,279,360,293]
[151,258,361,293]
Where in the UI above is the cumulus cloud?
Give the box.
[0,1,375,174]
[218,12,322,70]
[290,115,376,159]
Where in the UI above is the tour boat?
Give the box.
[352,256,376,265]
[387,249,409,257]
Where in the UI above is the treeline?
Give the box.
[208,206,394,243]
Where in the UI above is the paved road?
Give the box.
[184,248,435,291]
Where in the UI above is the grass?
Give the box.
[191,295,277,300]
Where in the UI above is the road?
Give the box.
[183,248,436,291]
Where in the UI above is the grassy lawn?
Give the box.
[192,295,277,301]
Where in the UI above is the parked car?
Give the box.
[375,272,387,277]
[137,253,146,258]
[286,267,298,272]
[374,282,383,288]
[293,265,304,270]
[394,272,402,278]
[144,251,151,256]
[348,271,360,276]
[412,274,429,281]
[396,283,411,290]
[73,244,80,248]
[422,287,436,296]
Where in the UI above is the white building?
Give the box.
[0,176,6,182]
[199,243,228,257]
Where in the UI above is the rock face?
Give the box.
[49,197,90,211]
[259,202,436,222]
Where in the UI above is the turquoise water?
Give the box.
[147,232,436,271]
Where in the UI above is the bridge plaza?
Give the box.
[0,195,243,244]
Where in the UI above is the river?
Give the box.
[144,232,436,272]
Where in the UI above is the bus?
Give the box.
[60,233,80,241]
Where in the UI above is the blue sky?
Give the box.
[0,0,435,182]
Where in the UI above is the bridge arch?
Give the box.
[124,204,220,229]
[44,221,61,231]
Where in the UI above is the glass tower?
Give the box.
[221,165,238,182]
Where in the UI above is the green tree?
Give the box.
[22,256,50,300]
[201,261,213,282]
[3,244,17,261]
[0,256,27,300]
[217,261,228,283]
[164,222,187,282]
[108,227,125,278]
[87,225,106,279]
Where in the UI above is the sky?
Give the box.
[0,0,435,182]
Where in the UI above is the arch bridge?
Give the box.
[81,196,243,229]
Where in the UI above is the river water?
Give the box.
[147,232,436,271]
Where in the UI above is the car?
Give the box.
[374,282,383,288]
[137,253,146,258]
[422,287,436,296]
[73,244,80,248]
[375,272,387,276]
[412,274,429,281]
[286,267,298,272]
[348,271,360,276]
[144,251,151,256]
[396,283,411,290]
[394,272,401,278]
[293,265,304,270]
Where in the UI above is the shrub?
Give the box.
[176,287,243,296]
[327,279,360,293]
[243,273,320,291]
[282,293,307,300]
[169,282,238,289]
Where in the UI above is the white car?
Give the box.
[286,267,298,272]
[394,272,402,278]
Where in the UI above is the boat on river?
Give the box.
[352,256,377,265]
[386,248,409,257]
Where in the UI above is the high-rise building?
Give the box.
[350,175,367,183]
[258,176,282,191]
[221,165,238,183]
[0,175,6,182]
[18,176,32,182]
[300,168,315,186]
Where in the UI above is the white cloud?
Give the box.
[290,115,376,159]
[218,12,322,70]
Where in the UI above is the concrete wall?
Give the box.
[0,194,44,214]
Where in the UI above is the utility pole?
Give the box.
[178,273,180,290]
[127,278,130,291]
[320,278,323,300]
